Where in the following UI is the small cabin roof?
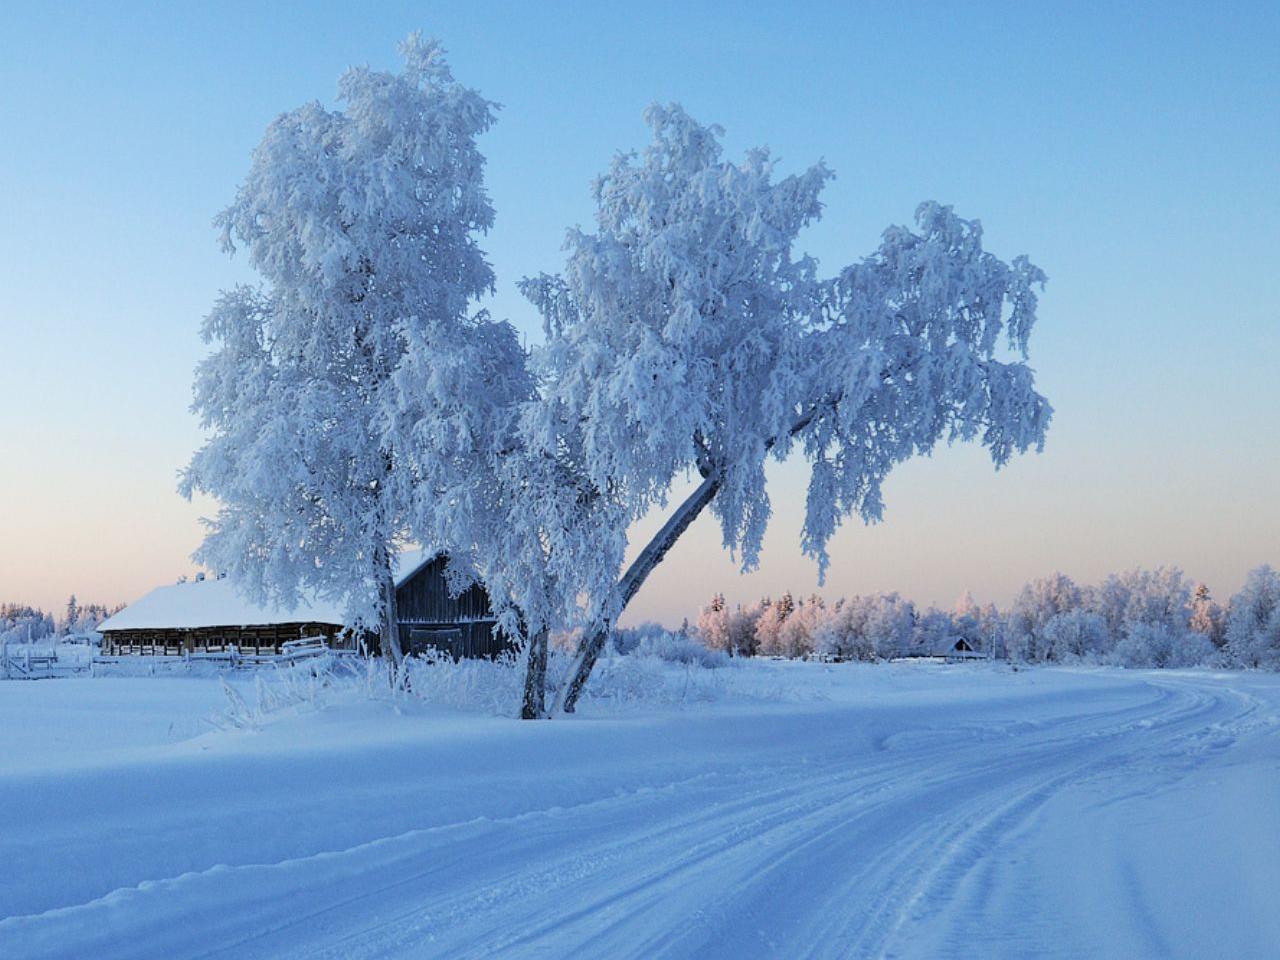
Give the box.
[98,548,439,632]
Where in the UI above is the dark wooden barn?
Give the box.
[98,550,510,659]
[393,553,510,659]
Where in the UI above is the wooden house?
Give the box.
[97,549,509,659]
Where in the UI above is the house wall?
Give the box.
[394,555,512,660]
[101,622,344,656]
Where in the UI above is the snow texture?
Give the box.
[3,661,1278,959]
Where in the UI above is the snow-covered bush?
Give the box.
[402,651,528,716]
[212,655,371,728]
[631,632,728,669]
[613,622,728,668]
[400,646,731,715]
[610,620,671,654]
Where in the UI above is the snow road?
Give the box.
[2,664,1278,959]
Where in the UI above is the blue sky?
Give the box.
[1,1,1277,622]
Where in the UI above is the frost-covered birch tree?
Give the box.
[182,36,520,672]
[523,104,1053,712]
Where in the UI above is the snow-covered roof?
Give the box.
[98,548,439,632]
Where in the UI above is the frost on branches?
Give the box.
[181,36,530,671]
[525,104,1052,712]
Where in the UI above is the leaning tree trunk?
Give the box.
[521,628,549,719]
[553,474,722,715]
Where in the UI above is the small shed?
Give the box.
[394,552,509,659]
[943,636,984,659]
[98,549,508,659]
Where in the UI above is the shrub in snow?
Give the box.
[631,632,729,669]
[211,656,368,729]
[398,647,731,716]
[611,623,729,668]
[402,651,529,716]
[610,621,670,654]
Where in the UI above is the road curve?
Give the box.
[3,667,1278,959]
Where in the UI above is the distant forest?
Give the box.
[688,565,1280,671]
[0,596,122,644]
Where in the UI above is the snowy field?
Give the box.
[2,660,1278,959]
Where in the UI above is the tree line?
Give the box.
[694,565,1280,670]
[0,596,122,644]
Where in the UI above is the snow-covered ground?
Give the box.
[2,660,1278,959]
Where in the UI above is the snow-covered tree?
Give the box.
[1110,621,1215,669]
[697,594,732,651]
[976,602,1006,657]
[524,104,1052,711]
[1088,567,1193,639]
[1224,566,1280,669]
[181,36,526,676]
[1007,573,1081,661]
[1190,582,1225,647]
[813,592,916,661]
[726,600,766,657]
[1041,609,1110,661]
[63,595,79,636]
[952,591,980,639]
[755,592,796,656]
[776,594,826,659]
[0,604,55,644]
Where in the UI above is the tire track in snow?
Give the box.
[2,672,1264,960]
[264,678,1223,959]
